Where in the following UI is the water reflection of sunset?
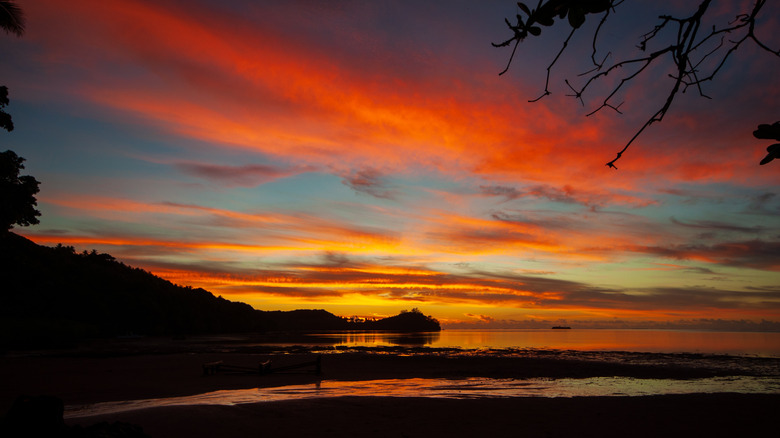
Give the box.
[277,330,780,357]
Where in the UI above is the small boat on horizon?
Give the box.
[552,326,571,329]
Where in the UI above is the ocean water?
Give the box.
[281,329,780,357]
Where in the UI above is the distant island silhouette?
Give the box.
[0,232,440,349]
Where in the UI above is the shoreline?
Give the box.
[4,349,779,408]
[2,349,778,436]
[62,374,780,420]
[3,347,779,437]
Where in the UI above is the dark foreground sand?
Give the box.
[2,350,778,437]
[68,394,779,438]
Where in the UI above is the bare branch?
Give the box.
[493,0,780,169]
[589,6,613,68]
[530,27,576,102]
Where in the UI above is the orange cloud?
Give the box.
[28,0,653,193]
[23,0,780,195]
[121,257,780,322]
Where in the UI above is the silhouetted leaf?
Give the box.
[529,26,541,36]
[536,13,554,26]
[753,122,780,141]
[517,2,531,15]
[583,0,611,14]
[759,144,779,165]
[568,7,586,29]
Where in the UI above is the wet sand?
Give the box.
[2,350,762,408]
[66,394,779,438]
[2,350,778,436]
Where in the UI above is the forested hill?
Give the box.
[0,232,440,348]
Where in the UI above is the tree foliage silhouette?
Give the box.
[0,0,24,133]
[0,0,25,37]
[0,85,14,132]
[493,0,779,168]
[0,150,41,231]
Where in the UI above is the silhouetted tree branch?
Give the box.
[494,0,779,169]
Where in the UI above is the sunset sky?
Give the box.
[2,0,779,329]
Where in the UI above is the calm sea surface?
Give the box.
[302,329,780,357]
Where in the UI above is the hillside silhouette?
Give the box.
[0,232,439,349]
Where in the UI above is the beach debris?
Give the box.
[203,355,322,376]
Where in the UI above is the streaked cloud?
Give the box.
[638,240,780,271]
[341,168,397,200]
[174,162,315,187]
[670,217,765,234]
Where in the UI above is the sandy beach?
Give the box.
[2,348,778,437]
[64,394,779,438]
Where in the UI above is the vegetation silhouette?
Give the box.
[493,0,779,168]
[0,233,440,349]
[0,1,24,37]
[0,0,25,133]
[1,150,41,230]
[0,86,15,132]
[368,308,441,332]
[755,122,780,165]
